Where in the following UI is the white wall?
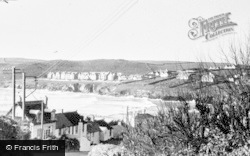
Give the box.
[100,129,111,141]
[30,122,56,139]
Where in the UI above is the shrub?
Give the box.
[59,134,80,151]
[0,116,30,140]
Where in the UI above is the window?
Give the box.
[59,129,61,135]
[75,125,78,134]
[44,129,50,139]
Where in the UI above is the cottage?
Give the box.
[47,72,55,79]
[95,120,113,141]
[78,72,90,80]
[176,70,194,80]
[159,69,168,78]
[6,99,56,140]
[55,72,61,79]
[99,72,109,81]
[224,65,236,69]
[55,111,85,138]
[89,72,97,81]
[201,72,215,83]
[86,121,102,145]
[55,112,102,145]
[111,122,126,139]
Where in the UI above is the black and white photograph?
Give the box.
[0,0,250,155]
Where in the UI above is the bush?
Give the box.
[0,116,30,140]
[123,85,250,155]
[59,134,80,151]
[88,144,127,156]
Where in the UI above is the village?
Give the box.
[3,98,147,152]
[46,69,169,81]
[1,62,250,156]
[45,64,243,84]
[2,92,154,152]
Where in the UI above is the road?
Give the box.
[66,151,89,156]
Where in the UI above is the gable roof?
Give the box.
[55,113,73,129]
[55,111,85,129]
[63,111,84,125]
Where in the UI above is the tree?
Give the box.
[123,35,250,155]
[0,116,30,140]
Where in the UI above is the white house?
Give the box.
[55,112,102,146]
[176,70,194,80]
[55,111,84,138]
[86,121,101,145]
[95,120,113,141]
[47,72,55,79]
[159,69,168,78]
[201,72,215,82]
[224,65,236,69]
[6,99,57,140]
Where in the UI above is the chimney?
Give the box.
[51,109,56,121]
[78,119,83,137]
[62,109,64,113]
[44,96,48,108]
[118,121,122,126]
[83,123,87,137]
[36,112,41,123]
[91,115,95,122]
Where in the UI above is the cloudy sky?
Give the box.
[0,0,249,62]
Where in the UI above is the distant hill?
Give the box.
[0,58,45,64]
[0,58,230,78]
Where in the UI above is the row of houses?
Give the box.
[47,71,142,81]
[176,68,250,83]
[6,99,126,151]
[46,69,169,81]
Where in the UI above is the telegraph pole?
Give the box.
[12,67,16,119]
[41,100,44,140]
[22,72,26,120]
[2,67,36,120]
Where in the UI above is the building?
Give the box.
[6,99,57,140]
[176,70,194,80]
[111,121,126,139]
[86,121,102,145]
[95,120,113,141]
[159,69,168,78]
[201,72,215,83]
[55,112,102,145]
[55,111,85,138]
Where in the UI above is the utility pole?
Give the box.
[41,100,44,140]
[22,72,26,120]
[126,106,129,125]
[12,66,16,120]
[2,67,36,120]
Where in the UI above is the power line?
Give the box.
[37,0,138,79]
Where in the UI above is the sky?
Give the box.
[0,0,250,62]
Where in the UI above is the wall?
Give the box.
[30,122,56,139]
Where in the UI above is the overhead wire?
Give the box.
[37,0,139,79]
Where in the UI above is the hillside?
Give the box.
[0,58,229,77]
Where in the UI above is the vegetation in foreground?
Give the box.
[122,37,250,156]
